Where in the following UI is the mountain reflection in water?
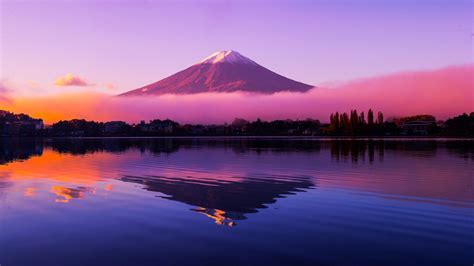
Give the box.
[121,173,314,226]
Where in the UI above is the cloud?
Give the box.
[0,83,9,93]
[0,81,13,103]
[0,80,46,97]
[54,74,92,87]
[3,65,472,124]
[323,64,473,120]
[104,83,116,90]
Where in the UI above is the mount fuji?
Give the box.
[120,50,313,96]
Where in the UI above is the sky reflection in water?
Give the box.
[0,138,472,266]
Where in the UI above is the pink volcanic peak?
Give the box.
[120,50,313,95]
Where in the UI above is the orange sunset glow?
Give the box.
[2,65,472,124]
[1,1,472,265]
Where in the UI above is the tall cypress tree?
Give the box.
[359,112,366,125]
[377,111,384,124]
[368,109,374,126]
[342,112,350,135]
[350,109,359,135]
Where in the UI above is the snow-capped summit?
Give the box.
[120,50,313,96]
[199,50,257,65]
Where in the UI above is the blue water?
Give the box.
[0,138,472,266]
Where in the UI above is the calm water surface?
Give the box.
[0,138,472,266]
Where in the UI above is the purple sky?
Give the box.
[0,0,471,95]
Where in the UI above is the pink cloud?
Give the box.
[321,64,473,120]
[104,83,117,90]
[54,74,92,87]
[4,65,472,124]
[0,81,13,103]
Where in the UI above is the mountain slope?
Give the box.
[120,50,313,96]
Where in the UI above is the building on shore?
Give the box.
[401,120,435,135]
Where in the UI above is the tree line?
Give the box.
[327,109,389,135]
[1,109,473,137]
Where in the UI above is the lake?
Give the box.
[0,138,472,266]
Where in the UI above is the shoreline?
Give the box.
[3,136,474,141]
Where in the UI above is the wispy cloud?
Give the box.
[54,74,92,87]
[0,81,13,103]
[0,83,9,93]
[104,83,117,90]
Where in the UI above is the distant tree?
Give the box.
[350,109,359,135]
[328,112,341,135]
[334,112,340,133]
[377,111,384,125]
[51,119,103,137]
[341,112,350,135]
[444,112,474,136]
[359,112,366,125]
[368,109,374,126]
[398,114,436,123]
[329,113,335,134]
[231,118,249,127]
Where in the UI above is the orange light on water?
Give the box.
[195,207,236,227]
[24,187,35,197]
[104,184,113,191]
[51,186,78,203]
